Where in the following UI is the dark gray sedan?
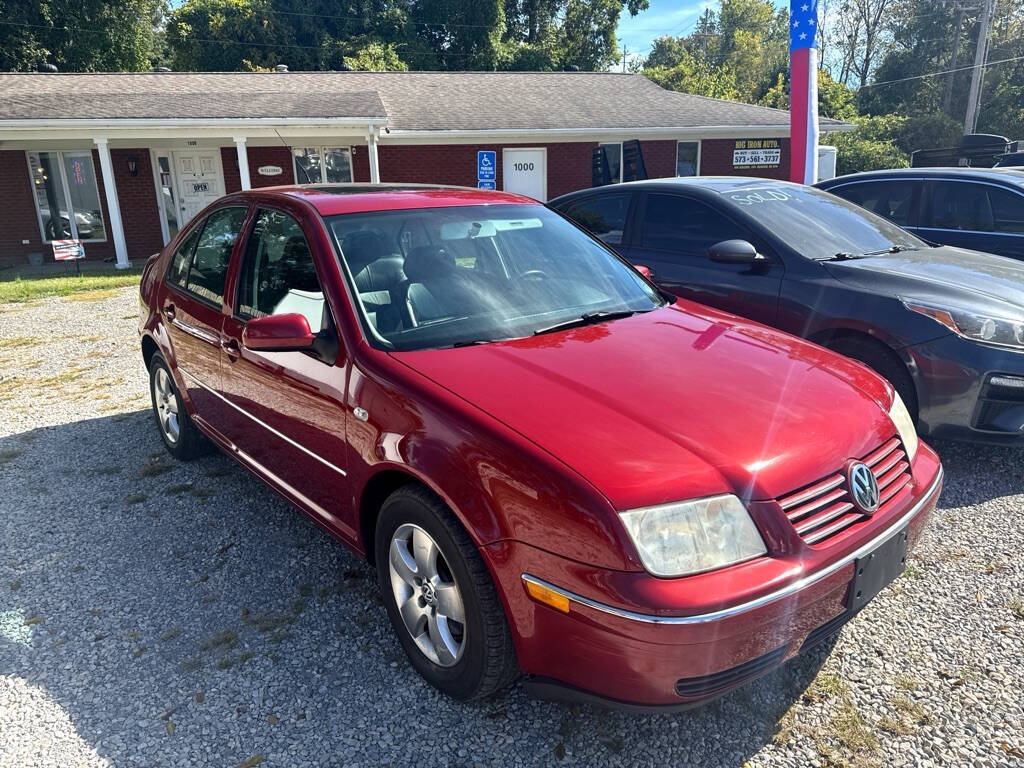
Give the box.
[551,178,1024,445]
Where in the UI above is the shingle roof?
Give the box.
[0,71,845,132]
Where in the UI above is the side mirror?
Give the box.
[707,239,766,264]
[242,313,316,352]
[634,264,654,280]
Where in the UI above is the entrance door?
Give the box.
[502,148,547,201]
[174,151,224,225]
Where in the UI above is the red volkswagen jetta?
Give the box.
[139,185,943,710]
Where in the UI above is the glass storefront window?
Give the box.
[676,141,699,176]
[294,146,352,184]
[28,150,107,242]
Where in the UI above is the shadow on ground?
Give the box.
[1,412,1012,767]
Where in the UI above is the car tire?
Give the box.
[828,337,919,424]
[375,484,519,700]
[148,353,207,461]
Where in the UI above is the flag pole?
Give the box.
[789,0,820,184]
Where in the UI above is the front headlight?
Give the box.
[888,392,918,462]
[902,299,1024,350]
[618,495,767,578]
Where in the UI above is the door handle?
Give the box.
[221,338,240,360]
[163,302,176,321]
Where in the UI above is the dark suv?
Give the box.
[551,177,1024,445]
[817,168,1024,261]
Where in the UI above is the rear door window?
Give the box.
[831,180,918,227]
[166,228,201,288]
[924,181,1024,233]
[989,186,1024,233]
[561,193,631,246]
[184,206,248,304]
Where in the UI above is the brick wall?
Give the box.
[222,146,295,192]
[700,138,791,179]
[111,149,164,260]
[0,150,43,268]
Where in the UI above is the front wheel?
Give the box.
[375,485,519,700]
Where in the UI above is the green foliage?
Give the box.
[344,42,408,72]
[0,0,159,71]
[644,52,741,101]
[821,115,910,174]
[759,70,859,120]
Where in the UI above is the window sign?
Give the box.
[733,139,781,169]
[477,151,496,181]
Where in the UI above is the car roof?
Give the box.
[819,167,1024,187]
[227,184,540,216]
[550,176,805,203]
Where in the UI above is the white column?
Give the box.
[367,131,380,184]
[93,138,129,269]
[234,136,251,190]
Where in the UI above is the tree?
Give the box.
[759,68,859,120]
[644,49,741,100]
[821,115,909,173]
[0,0,159,71]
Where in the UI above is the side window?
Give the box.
[563,194,630,246]
[988,187,1024,233]
[926,182,1000,232]
[166,228,201,288]
[185,206,247,304]
[640,194,738,253]
[833,181,917,227]
[237,209,326,333]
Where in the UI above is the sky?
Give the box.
[615,0,715,70]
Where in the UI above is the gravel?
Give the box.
[1,286,1022,768]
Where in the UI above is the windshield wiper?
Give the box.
[863,244,919,256]
[818,252,860,261]
[532,309,646,336]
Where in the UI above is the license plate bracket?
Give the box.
[847,527,909,611]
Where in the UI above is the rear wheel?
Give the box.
[827,336,919,423]
[375,485,519,700]
[148,353,207,460]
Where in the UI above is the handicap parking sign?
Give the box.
[477,180,496,190]
[477,151,496,181]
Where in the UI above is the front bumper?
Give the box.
[907,333,1024,444]
[485,457,942,709]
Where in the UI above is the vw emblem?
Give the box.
[848,462,880,514]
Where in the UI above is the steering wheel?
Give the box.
[518,269,549,281]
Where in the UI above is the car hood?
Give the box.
[393,303,898,510]
[824,246,1024,310]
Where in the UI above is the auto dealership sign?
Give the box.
[733,139,781,169]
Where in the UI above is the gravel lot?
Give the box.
[1,286,1022,768]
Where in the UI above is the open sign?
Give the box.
[192,182,210,193]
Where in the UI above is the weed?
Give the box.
[137,462,172,478]
[0,448,23,466]
[199,630,238,652]
[125,493,147,505]
[160,627,182,642]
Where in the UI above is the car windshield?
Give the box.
[721,184,927,259]
[327,204,665,351]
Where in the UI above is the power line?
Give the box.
[856,52,1024,90]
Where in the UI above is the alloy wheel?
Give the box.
[387,523,467,667]
[154,367,180,444]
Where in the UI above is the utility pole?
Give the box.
[963,0,995,135]
[621,44,628,73]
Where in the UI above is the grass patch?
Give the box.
[0,336,37,349]
[199,629,238,652]
[137,462,172,478]
[0,269,142,304]
[893,673,919,691]
[66,288,121,302]
[891,695,932,725]
[95,465,121,476]
[0,448,24,466]
[125,492,148,505]
[1009,597,1024,619]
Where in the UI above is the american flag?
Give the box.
[790,0,819,184]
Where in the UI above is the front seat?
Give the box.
[342,231,406,332]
